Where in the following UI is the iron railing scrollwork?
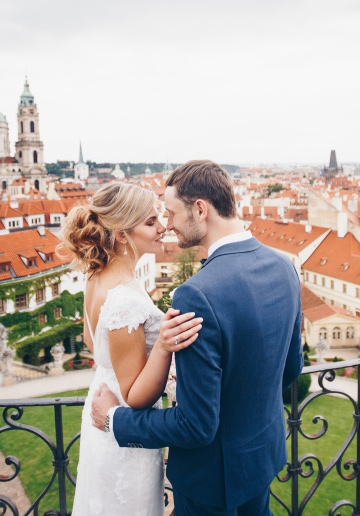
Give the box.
[271,358,360,515]
[1,359,360,515]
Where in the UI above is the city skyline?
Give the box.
[1,0,359,165]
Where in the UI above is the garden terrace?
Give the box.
[1,360,360,515]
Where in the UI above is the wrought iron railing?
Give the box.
[0,359,359,515]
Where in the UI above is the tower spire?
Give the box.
[19,76,35,107]
[79,142,84,164]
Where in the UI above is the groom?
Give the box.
[91,160,303,515]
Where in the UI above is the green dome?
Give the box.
[0,112,7,123]
[19,78,35,107]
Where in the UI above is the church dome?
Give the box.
[0,112,7,123]
[19,78,35,107]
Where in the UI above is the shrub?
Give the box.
[63,355,94,371]
[303,341,310,353]
[283,373,311,404]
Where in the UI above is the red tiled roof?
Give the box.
[248,218,328,255]
[0,205,23,218]
[300,283,325,312]
[0,229,70,280]
[303,303,359,323]
[302,231,360,283]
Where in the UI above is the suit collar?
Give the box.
[200,237,261,269]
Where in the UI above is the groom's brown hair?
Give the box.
[166,160,237,218]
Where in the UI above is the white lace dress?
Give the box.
[72,284,165,516]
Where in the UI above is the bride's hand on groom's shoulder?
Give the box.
[91,383,119,431]
[155,308,203,358]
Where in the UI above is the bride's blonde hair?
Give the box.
[57,182,155,278]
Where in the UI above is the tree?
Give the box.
[173,248,200,285]
[266,183,283,197]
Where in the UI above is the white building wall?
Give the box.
[135,253,156,293]
[303,272,360,314]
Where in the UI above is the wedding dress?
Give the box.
[72,284,165,516]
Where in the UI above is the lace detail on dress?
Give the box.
[102,286,152,334]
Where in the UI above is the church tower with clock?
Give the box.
[15,78,47,192]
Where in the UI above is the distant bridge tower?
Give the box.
[324,150,343,182]
[15,77,47,192]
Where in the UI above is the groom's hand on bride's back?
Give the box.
[91,383,119,431]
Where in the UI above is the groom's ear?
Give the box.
[194,199,208,222]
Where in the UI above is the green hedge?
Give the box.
[16,320,84,365]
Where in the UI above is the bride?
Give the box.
[58,182,202,515]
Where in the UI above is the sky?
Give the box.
[0,0,359,166]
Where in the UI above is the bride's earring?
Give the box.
[124,243,128,256]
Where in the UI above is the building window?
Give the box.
[331,280,334,289]
[38,313,47,325]
[343,304,347,309]
[0,299,5,313]
[20,121,23,133]
[73,276,78,283]
[332,327,341,339]
[52,283,60,296]
[346,327,355,339]
[33,150,38,163]
[356,288,360,298]
[322,277,325,287]
[54,216,61,223]
[305,272,309,281]
[319,327,327,340]
[343,284,347,294]
[15,293,27,308]
[330,299,334,306]
[30,121,35,132]
[54,307,62,319]
[28,258,36,268]
[313,274,317,284]
[9,220,20,228]
[36,288,45,303]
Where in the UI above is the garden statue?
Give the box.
[316,338,329,364]
[49,343,65,375]
[0,323,15,386]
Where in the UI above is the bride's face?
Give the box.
[128,207,165,257]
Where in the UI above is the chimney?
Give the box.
[337,212,348,238]
[38,226,45,237]
[24,181,30,194]
[305,225,312,233]
[249,205,253,215]
[261,206,266,220]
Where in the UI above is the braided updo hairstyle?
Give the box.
[57,182,155,278]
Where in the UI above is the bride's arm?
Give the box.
[108,309,202,409]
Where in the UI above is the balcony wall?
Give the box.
[1,360,360,515]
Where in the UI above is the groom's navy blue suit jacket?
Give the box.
[112,238,303,510]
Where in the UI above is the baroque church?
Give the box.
[0,78,47,195]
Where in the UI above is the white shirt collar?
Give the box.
[208,231,253,258]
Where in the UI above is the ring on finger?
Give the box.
[174,335,179,346]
